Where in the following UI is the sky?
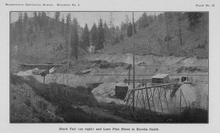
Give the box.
[10,11,162,29]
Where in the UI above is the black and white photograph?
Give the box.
[9,11,209,123]
[2,0,220,132]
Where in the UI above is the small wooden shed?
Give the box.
[152,74,170,83]
[115,86,128,100]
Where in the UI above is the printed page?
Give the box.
[0,0,219,133]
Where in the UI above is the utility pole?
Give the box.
[128,68,131,85]
[132,43,135,112]
[132,12,135,113]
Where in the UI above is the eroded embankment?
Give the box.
[10,74,135,123]
[11,74,98,123]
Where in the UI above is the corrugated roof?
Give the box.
[152,74,169,79]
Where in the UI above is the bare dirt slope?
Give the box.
[10,74,64,122]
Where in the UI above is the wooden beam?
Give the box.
[150,88,156,112]
[157,87,164,113]
[164,89,170,113]
[145,84,152,116]
[128,69,131,85]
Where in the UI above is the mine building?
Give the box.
[152,74,170,83]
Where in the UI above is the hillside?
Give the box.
[10,12,208,71]
[10,15,86,66]
[102,12,208,59]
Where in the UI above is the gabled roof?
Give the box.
[152,74,169,79]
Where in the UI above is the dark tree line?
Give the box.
[80,24,89,49]
[120,12,157,38]
[11,12,204,60]
[88,19,105,51]
[187,12,203,28]
[11,11,159,49]
[97,19,105,50]
[136,12,157,31]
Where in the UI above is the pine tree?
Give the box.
[132,12,136,34]
[104,22,111,43]
[61,17,65,36]
[188,12,203,28]
[147,15,154,24]
[41,12,47,27]
[24,12,28,25]
[120,33,124,41]
[154,14,157,21]
[29,22,34,36]
[90,23,98,47]
[115,26,120,31]
[33,12,38,31]
[109,12,114,29]
[54,12,60,32]
[41,11,47,18]
[81,23,90,49]
[97,19,105,51]
[120,22,128,32]
[157,13,164,22]
[55,11,60,22]
[127,23,133,37]
[17,13,23,41]
[65,13,71,38]
[110,25,115,31]
[34,12,37,19]
[164,12,172,54]
[114,35,120,44]
[178,13,183,45]
[37,12,42,30]
[23,12,28,41]
[41,11,48,35]
[104,22,109,30]
[38,12,44,31]
[71,18,79,61]
[141,12,148,28]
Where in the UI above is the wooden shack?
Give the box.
[115,86,128,100]
[152,74,170,83]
